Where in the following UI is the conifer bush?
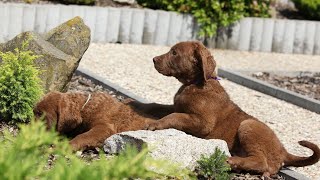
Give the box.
[196,147,233,180]
[0,40,43,123]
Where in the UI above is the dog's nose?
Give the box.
[153,57,160,63]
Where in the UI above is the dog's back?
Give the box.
[34,91,154,150]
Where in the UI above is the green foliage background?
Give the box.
[0,40,43,123]
[137,0,272,38]
[291,0,320,20]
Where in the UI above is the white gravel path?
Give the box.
[80,43,320,179]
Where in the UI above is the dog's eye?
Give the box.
[172,50,177,56]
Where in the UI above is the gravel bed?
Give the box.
[252,72,320,101]
[80,43,320,179]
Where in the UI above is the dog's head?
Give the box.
[33,92,62,131]
[153,41,216,85]
[33,92,82,134]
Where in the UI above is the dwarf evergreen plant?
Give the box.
[0,40,43,123]
[197,147,233,180]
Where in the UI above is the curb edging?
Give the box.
[217,68,320,114]
[75,67,151,104]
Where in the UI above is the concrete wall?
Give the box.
[210,18,320,55]
[0,3,197,46]
[1,3,320,55]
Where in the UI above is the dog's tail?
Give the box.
[284,140,320,167]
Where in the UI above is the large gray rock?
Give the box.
[43,16,91,59]
[104,129,230,170]
[0,17,90,93]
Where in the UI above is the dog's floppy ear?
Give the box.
[194,41,216,82]
[56,94,83,134]
[33,95,58,131]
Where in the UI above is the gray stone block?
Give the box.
[93,7,108,42]
[154,10,170,45]
[72,5,85,19]
[0,5,9,43]
[8,4,23,40]
[104,129,230,170]
[34,5,47,33]
[238,18,253,51]
[261,18,274,52]
[180,14,194,41]
[314,23,320,55]
[118,8,133,43]
[250,18,263,51]
[293,20,306,54]
[167,12,183,46]
[59,5,74,24]
[106,8,121,43]
[272,19,285,52]
[83,6,97,42]
[129,9,144,44]
[227,21,240,50]
[282,20,295,53]
[22,5,36,32]
[216,27,228,49]
[303,21,316,55]
[142,9,157,44]
[45,5,60,32]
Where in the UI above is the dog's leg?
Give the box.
[227,155,268,174]
[145,113,205,135]
[128,101,175,119]
[229,119,283,177]
[69,124,115,151]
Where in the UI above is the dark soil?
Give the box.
[252,72,320,101]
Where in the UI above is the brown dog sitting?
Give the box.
[129,41,320,177]
[33,91,155,151]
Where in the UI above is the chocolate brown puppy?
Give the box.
[130,41,320,177]
[34,91,155,151]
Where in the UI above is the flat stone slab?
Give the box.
[103,129,230,170]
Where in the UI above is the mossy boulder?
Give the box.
[0,17,91,93]
[44,16,91,59]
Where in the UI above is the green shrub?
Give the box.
[0,120,193,179]
[292,0,320,20]
[196,147,233,180]
[138,0,246,38]
[0,40,43,123]
[244,0,272,17]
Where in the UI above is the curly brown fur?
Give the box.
[129,41,320,177]
[34,92,155,151]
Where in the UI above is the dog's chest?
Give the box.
[174,85,204,112]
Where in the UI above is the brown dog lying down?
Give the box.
[33,91,155,151]
[129,41,320,177]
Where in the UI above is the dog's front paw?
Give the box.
[144,122,165,131]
